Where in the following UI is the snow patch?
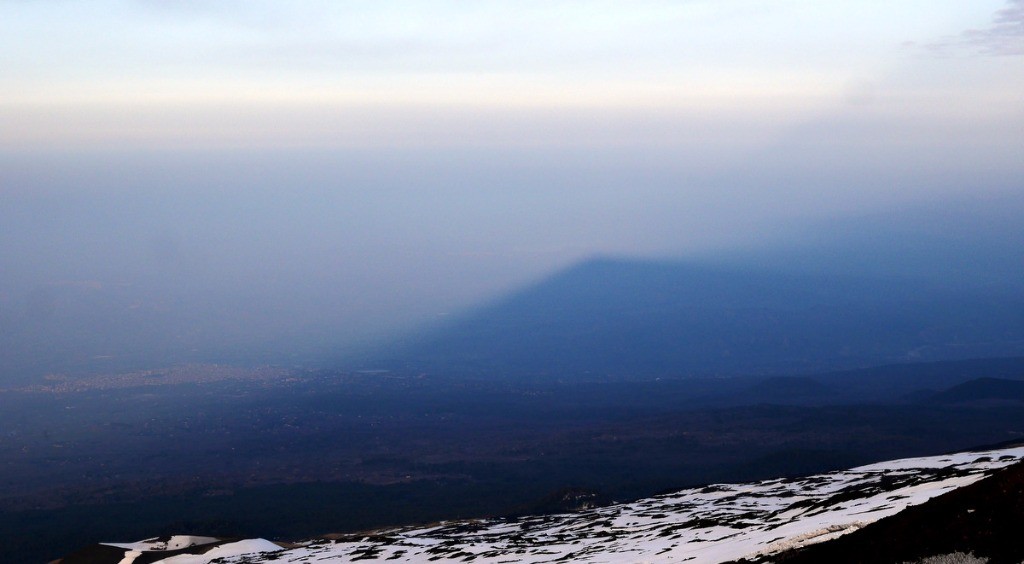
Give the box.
[151,539,282,563]
[115,549,143,564]
[104,535,220,552]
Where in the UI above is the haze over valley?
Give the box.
[1,1,1023,562]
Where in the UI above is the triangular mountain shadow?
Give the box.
[369,256,1024,380]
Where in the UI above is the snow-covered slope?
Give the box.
[78,446,1024,564]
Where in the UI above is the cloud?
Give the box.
[926,0,1024,56]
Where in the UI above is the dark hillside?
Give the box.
[764,457,1024,564]
[929,377,1024,404]
[812,357,1024,403]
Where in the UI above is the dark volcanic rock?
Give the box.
[764,461,1024,564]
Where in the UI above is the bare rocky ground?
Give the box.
[760,450,1024,563]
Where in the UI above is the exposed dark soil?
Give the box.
[763,460,1024,564]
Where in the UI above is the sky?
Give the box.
[1,1,1022,151]
[1,1,1022,372]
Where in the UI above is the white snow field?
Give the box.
[101,446,1024,564]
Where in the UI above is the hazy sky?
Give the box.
[1,1,1021,149]
[1,1,1022,368]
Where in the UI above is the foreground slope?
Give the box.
[767,445,1024,563]
[62,446,1024,564]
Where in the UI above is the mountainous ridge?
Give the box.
[928,377,1024,405]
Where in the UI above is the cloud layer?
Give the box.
[927,0,1024,56]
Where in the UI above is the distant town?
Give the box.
[3,364,296,394]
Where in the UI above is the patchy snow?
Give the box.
[104,535,221,552]
[115,549,143,564]
[150,539,282,564]
[101,536,279,563]
[105,446,1024,564]
[103,532,220,552]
